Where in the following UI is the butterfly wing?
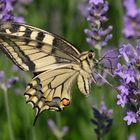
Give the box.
[0,22,80,72]
[24,66,79,122]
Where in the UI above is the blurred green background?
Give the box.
[0,0,140,140]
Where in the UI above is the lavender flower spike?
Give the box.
[91,102,113,139]
[0,71,19,91]
[5,77,19,89]
[0,0,33,22]
[114,41,140,125]
[0,0,24,22]
[84,0,112,49]
[123,0,140,39]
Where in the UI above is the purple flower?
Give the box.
[100,102,113,117]
[61,126,69,135]
[115,64,136,84]
[128,133,137,140]
[117,93,127,107]
[82,0,112,49]
[123,0,137,18]
[117,85,129,107]
[0,69,19,91]
[123,0,140,39]
[123,111,137,125]
[118,85,129,95]
[89,0,104,5]
[5,77,19,88]
[47,119,56,130]
[114,41,140,125]
[123,17,135,38]
[0,0,33,22]
[119,44,137,63]
[47,119,69,139]
[0,0,13,13]
[0,0,22,22]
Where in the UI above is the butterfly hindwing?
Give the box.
[0,22,80,72]
[24,66,79,116]
[77,74,90,95]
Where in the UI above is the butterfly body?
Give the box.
[0,22,96,119]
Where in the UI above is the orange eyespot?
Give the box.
[60,98,70,107]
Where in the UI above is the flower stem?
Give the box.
[97,134,101,140]
[56,113,61,129]
[32,127,37,140]
[56,113,63,140]
[3,88,15,140]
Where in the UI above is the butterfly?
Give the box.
[0,22,97,123]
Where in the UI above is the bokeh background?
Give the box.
[0,0,140,140]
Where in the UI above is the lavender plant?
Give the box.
[84,0,112,50]
[114,0,140,125]
[0,0,33,22]
[81,0,114,139]
[0,1,33,139]
[114,42,140,125]
[0,0,23,22]
[0,70,19,140]
[123,0,140,39]
[91,102,113,140]
[0,70,19,90]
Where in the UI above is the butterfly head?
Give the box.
[79,50,97,72]
[87,50,95,59]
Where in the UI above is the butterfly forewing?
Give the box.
[0,22,80,72]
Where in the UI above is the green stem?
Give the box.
[97,134,101,140]
[3,87,14,140]
[32,127,37,140]
[56,113,63,140]
[57,137,63,140]
[56,113,61,129]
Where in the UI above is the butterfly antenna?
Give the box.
[92,71,113,87]
[96,66,114,77]
[93,68,120,93]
